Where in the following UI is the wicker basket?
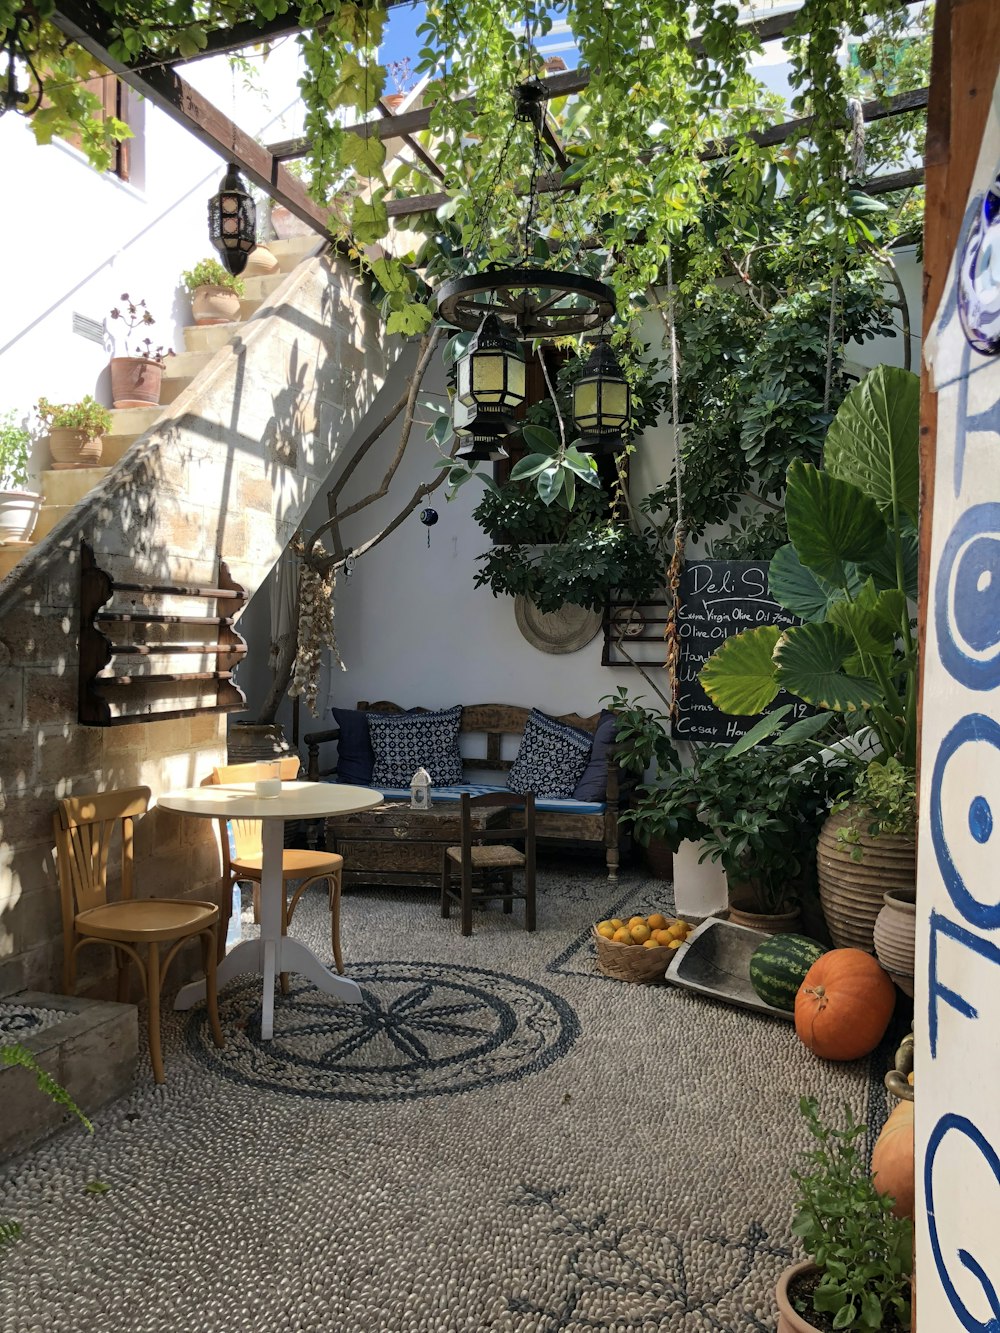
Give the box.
[592,926,674,984]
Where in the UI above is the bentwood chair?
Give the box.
[54,786,224,1084]
[441,792,536,937]
[208,759,346,986]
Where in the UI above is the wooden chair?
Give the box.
[441,792,536,937]
[54,786,224,1085]
[209,759,346,985]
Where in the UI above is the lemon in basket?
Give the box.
[612,927,632,944]
[629,922,652,944]
[596,923,616,940]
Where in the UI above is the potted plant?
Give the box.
[0,411,41,543]
[180,258,247,326]
[700,364,920,947]
[37,396,113,470]
[777,1096,912,1332]
[602,688,680,878]
[108,294,173,408]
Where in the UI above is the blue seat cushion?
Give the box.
[573,708,618,802]
[331,706,375,785]
[367,783,606,817]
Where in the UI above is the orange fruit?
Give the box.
[609,919,625,930]
[627,916,646,928]
[647,913,668,930]
[630,922,652,944]
[612,927,633,944]
[667,939,684,949]
[653,928,674,946]
[642,938,660,949]
[665,922,687,941]
[596,924,616,940]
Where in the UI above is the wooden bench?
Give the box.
[304,701,628,885]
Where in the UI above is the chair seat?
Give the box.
[76,898,219,943]
[231,849,344,881]
[445,844,526,868]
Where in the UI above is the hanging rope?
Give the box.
[662,248,686,724]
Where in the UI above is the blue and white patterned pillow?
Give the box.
[369,706,464,788]
[507,709,592,798]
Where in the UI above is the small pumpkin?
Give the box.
[794,948,896,1060]
[871,1100,915,1219]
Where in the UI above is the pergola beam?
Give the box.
[267,7,805,161]
[50,0,337,241]
[382,85,930,219]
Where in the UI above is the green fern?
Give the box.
[1,1044,93,1133]
[0,1220,22,1248]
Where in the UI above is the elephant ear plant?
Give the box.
[700,365,920,771]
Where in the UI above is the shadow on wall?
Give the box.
[0,249,392,998]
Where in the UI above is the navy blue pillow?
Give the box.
[332,707,375,784]
[573,709,618,802]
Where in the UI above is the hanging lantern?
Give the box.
[454,312,525,434]
[208,163,256,277]
[573,342,632,453]
[1,14,42,119]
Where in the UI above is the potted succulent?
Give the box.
[778,1096,912,1332]
[0,411,41,543]
[180,258,247,326]
[700,365,920,948]
[37,396,113,470]
[108,294,173,408]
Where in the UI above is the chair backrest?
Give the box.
[53,787,151,937]
[208,757,300,863]
[458,791,536,858]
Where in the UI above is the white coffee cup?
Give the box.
[254,778,282,798]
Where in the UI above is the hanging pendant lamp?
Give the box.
[208,163,257,277]
[573,342,632,453]
[453,312,525,460]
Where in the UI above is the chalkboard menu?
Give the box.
[673,559,808,744]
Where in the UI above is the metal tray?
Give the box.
[664,917,793,1021]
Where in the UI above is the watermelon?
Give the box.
[749,934,829,1011]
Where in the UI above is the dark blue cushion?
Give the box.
[507,709,592,799]
[331,707,375,784]
[573,708,618,801]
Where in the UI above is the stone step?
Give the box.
[109,406,162,437]
[242,272,287,303]
[269,235,323,271]
[158,375,193,406]
[239,297,263,321]
[182,322,243,354]
[101,434,138,467]
[40,467,110,507]
[163,349,215,380]
[33,506,73,543]
[0,542,33,580]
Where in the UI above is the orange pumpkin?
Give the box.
[871,1100,915,1219]
[794,948,896,1060]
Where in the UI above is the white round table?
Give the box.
[160,781,382,1039]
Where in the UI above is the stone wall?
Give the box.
[0,251,394,997]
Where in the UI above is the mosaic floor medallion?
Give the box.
[187,960,579,1102]
[0,1002,67,1046]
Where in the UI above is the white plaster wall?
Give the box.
[237,248,921,766]
[0,43,313,482]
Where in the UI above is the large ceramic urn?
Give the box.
[816,805,916,951]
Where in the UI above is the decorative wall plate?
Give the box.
[514,596,603,654]
[610,606,646,638]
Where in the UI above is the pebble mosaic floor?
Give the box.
[0,1004,68,1048]
[0,856,896,1333]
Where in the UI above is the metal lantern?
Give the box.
[208,163,256,277]
[454,313,525,440]
[573,342,632,452]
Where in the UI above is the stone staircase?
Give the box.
[0,234,319,581]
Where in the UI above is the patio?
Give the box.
[0,860,896,1333]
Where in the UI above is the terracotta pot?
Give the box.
[246,244,279,276]
[270,204,315,239]
[776,1262,822,1332]
[47,427,104,470]
[817,806,916,951]
[874,887,916,995]
[728,880,801,933]
[227,721,292,764]
[643,835,674,880]
[191,284,242,326]
[0,489,41,543]
[110,355,163,408]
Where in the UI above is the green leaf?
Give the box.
[699,625,782,716]
[769,544,849,621]
[827,583,906,656]
[859,1291,883,1328]
[350,195,389,245]
[509,452,553,482]
[823,365,920,525]
[385,302,433,337]
[341,127,387,177]
[775,711,835,743]
[537,466,562,505]
[833,1302,857,1329]
[785,460,887,587]
[521,424,560,455]
[84,1180,111,1195]
[772,623,884,713]
[723,704,793,757]
[862,524,919,600]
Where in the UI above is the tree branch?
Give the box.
[256,626,300,725]
[313,469,452,575]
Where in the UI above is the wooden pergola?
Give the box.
[45,2,928,247]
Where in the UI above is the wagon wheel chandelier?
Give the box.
[433,78,615,339]
[1,11,43,119]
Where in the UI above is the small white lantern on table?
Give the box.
[410,767,432,811]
